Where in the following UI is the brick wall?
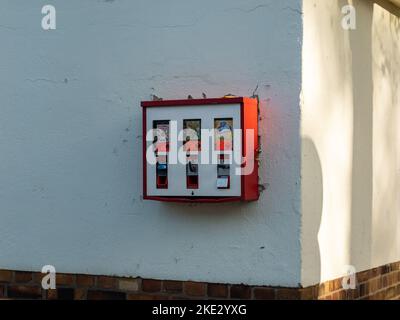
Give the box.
[316,262,400,300]
[0,261,399,300]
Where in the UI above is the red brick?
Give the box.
[370,268,380,278]
[369,290,385,300]
[0,270,13,282]
[384,273,393,286]
[253,287,275,300]
[127,294,167,300]
[276,288,301,300]
[184,281,206,297]
[32,272,44,284]
[208,284,228,298]
[74,288,87,300]
[118,278,139,292]
[392,262,400,271]
[382,274,389,288]
[391,272,398,284]
[87,290,126,300]
[163,280,183,293]
[391,272,399,285]
[230,285,251,299]
[359,282,368,297]
[142,279,162,293]
[47,289,58,300]
[317,282,329,296]
[56,273,75,286]
[346,288,359,300]
[382,264,391,274]
[8,285,42,299]
[331,291,340,300]
[328,278,342,292]
[345,289,354,300]
[76,275,95,287]
[385,286,397,299]
[97,276,117,290]
[300,287,316,300]
[338,290,348,300]
[327,280,334,293]
[335,278,344,291]
[356,270,370,283]
[369,277,382,292]
[15,272,32,283]
[312,285,321,299]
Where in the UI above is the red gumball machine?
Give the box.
[141,97,259,202]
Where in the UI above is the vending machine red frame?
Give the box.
[141,97,259,202]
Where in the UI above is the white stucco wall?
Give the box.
[301,0,400,286]
[0,0,303,287]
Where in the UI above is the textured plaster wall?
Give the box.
[0,0,303,286]
[301,0,400,286]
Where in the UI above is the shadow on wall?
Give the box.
[372,0,400,265]
[302,0,400,286]
[348,0,374,274]
[301,137,323,286]
[347,0,400,278]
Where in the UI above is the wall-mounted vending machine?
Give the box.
[141,97,259,202]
